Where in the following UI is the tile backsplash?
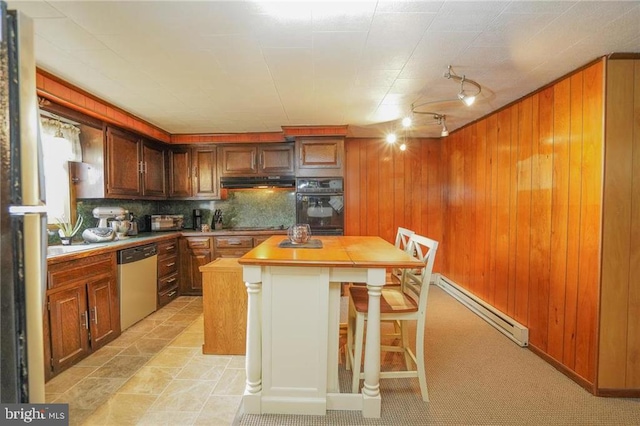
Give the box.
[71,189,295,238]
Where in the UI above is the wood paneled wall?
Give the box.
[599,59,640,391]
[344,61,606,386]
[440,61,604,384]
[344,138,443,270]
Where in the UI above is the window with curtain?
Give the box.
[40,117,82,225]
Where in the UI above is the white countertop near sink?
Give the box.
[46,233,181,261]
[46,242,111,257]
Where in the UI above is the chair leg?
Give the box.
[345,302,355,371]
[351,313,365,393]
[400,320,413,370]
[416,321,429,402]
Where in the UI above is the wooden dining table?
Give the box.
[237,235,424,418]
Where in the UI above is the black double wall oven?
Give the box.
[296,178,344,236]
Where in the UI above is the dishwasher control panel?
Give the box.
[118,243,158,264]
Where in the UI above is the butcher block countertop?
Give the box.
[238,235,424,269]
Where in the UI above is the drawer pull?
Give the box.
[167,290,177,297]
[165,262,176,267]
[165,245,175,251]
[228,240,242,245]
[166,277,177,283]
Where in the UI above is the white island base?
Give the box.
[241,264,386,418]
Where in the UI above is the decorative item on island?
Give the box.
[55,215,83,245]
[287,223,311,244]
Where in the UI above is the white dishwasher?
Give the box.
[118,243,158,330]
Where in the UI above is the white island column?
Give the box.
[243,265,263,414]
[361,268,385,418]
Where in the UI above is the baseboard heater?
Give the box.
[434,274,529,347]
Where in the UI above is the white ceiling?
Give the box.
[7,1,640,138]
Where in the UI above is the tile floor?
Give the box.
[45,296,244,426]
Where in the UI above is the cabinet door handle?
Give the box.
[144,161,148,173]
[260,152,264,168]
[165,262,176,267]
[81,311,88,329]
[193,166,198,177]
[92,307,98,324]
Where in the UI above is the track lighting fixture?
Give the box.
[439,115,449,137]
[386,65,482,145]
[444,65,481,106]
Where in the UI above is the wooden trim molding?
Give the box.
[36,68,171,143]
[528,344,596,394]
[596,388,640,398]
[282,125,349,137]
[171,132,286,144]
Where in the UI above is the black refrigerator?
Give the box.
[1,1,47,403]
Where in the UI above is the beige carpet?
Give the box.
[234,285,640,425]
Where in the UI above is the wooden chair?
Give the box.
[345,234,438,402]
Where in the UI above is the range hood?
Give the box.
[220,176,296,189]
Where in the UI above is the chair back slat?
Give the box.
[400,234,438,311]
[394,227,415,252]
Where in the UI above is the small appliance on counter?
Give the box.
[127,212,139,236]
[92,206,127,228]
[193,209,202,230]
[146,214,184,231]
[82,206,127,243]
[82,227,115,243]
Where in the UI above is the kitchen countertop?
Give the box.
[47,229,288,264]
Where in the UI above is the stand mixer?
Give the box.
[93,206,126,227]
[82,206,126,243]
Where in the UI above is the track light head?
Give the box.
[445,66,481,107]
[458,92,476,106]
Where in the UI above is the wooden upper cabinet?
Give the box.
[104,126,167,199]
[169,148,192,198]
[168,145,219,199]
[106,127,141,197]
[193,147,218,198]
[296,138,344,177]
[141,141,167,198]
[220,145,258,175]
[260,144,295,175]
[220,143,294,176]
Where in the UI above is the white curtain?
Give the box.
[40,117,82,224]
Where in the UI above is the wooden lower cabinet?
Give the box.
[86,273,120,347]
[157,238,180,307]
[214,236,253,258]
[179,237,213,295]
[179,233,284,296]
[200,258,246,355]
[45,253,119,380]
[47,285,90,374]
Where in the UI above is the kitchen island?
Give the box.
[238,236,424,418]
